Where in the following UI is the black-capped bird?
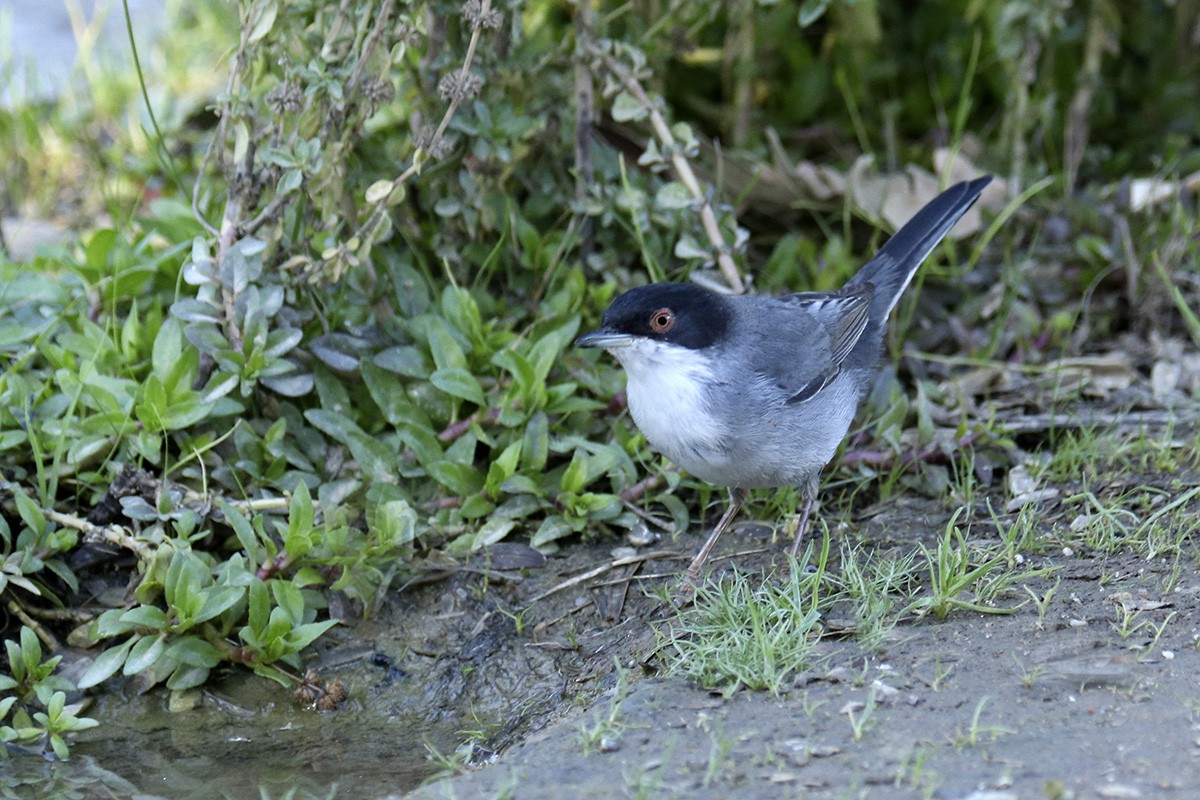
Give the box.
[577,176,992,583]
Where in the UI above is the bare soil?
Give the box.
[395,489,1200,800]
[37,420,1200,800]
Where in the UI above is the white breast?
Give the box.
[610,339,727,473]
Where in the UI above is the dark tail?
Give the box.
[848,175,993,322]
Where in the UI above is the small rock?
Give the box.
[168,689,201,713]
[767,772,796,784]
[599,736,620,753]
[825,667,853,683]
[627,522,656,547]
[1006,488,1060,512]
[1096,785,1142,799]
[870,679,900,700]
[1150,360,1181,400]
[1007,463,1039,496]
[810,744,840,758]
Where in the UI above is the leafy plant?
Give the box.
[0,627,98,759]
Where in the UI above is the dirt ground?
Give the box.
[38,415,1199,800]
[386,466,1200,800]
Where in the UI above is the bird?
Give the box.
[576,176,993,584]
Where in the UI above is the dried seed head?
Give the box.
[360,77,395,114]
[415,124,456,159]
[437,71,484,102]
[266,80,303,114]
[395,18,423,46]
[461,0,503,30]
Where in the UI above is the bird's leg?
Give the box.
[788,477,819,560]
[684,487,747,585]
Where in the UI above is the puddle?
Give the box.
[76,705,449,798]
[8,665,459,799]
[6,541,666,799]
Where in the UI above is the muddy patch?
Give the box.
[19,469,1199,800]
[405,547,1198,799]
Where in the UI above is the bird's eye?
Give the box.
[649,308,675,334]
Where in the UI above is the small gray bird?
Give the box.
[577,176,992,583]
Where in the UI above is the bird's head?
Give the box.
[575,283,732,357]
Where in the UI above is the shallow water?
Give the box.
[7,669,456,800]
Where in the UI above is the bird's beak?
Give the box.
[575,327,633,349]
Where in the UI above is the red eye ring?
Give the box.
[649,308,675,334]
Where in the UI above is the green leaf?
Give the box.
[120,606,169,630]
[798,0,831,27]
[521,411,549,471]
[492,348,539,402]
[247,0,279,43]
[165,637,223,668]
[305,409,395,478]
[485,440,523,496]
[286,620,338,651]
[13,493,45,538]
[425,318,468,371]
[611,90,648,122]
[195,586,245,624]
[123,633,167,676]
[530,516,575,549]
[428,461,484,495]
[166,665,211,691]
[560,451,589,494]
[152,317,185,381]
[248,578,270,634]
[373,345,431,378]
[288,482,315,540]
[369,499,418,547]
[220,501,265,562]
[674,233,710,260]
[527,319,579,386]
[365,179,394,204]
[473,518,517,549]
[171,299,222,324]
[430,367,486,406]
[270,580,305,624]
[76,638,136,690]
[388,422,439,467]
[654,181,694,210]
[361,361,413,424]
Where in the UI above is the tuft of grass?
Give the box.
[659,544,830,696]
[1040,425,1197,484]
[949,697,1012,750]
[904,509,1052,621]
[833,543,919,649]
[578,661,634,755]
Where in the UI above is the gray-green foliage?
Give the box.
[0,0,699,736]
[0,627,98,760]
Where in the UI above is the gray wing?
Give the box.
[745,284,873,406]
